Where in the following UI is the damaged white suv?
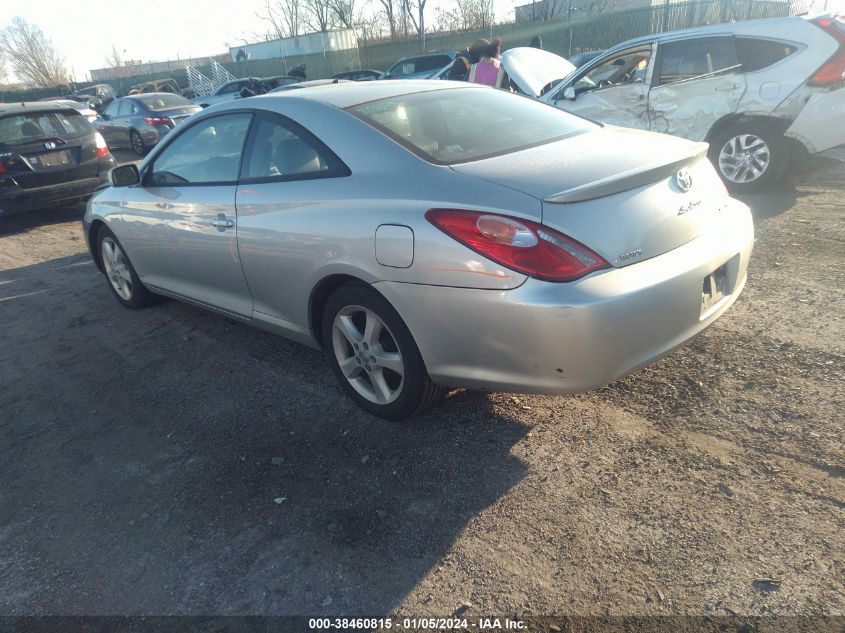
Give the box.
[541,15,845,192]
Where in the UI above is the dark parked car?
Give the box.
[95,93,201,156]
[127,78,185,96]
[74,84,117,111]
[333,69,382,81]
[259,76,302,92]
[0,102,115,216]
[381,52,457,79]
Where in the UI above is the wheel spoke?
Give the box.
[102,241,115,267]
[370,368,393,404]
[362,312,383,348]
[115,264,132,282]
[335,315,363,347]
[339,355,361,379]
[372,347,403,376]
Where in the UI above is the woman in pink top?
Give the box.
[468,38,509,89]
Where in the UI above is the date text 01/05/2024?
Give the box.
[308,617,527,629]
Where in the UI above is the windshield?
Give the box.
[348,87,595,165]
[136,94,192,110]
[0,111,90,146]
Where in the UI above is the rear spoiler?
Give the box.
[544,142,708,204]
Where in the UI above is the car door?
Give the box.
[97,100,122,146]
[648,36,745,141]
[113,111,255,316]
[116,99,139,146]
[233,111,351,328]
[551,46,654,130]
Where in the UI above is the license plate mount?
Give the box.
[38,151,70,167]
[701,262,730,316]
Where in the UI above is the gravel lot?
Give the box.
[0,152,842,618]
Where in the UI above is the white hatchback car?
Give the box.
[539,15,845,192]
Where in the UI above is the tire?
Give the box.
[708,122,789,194]
[129,129,147,156]
[96,226,157,309]
[321,283,446,421]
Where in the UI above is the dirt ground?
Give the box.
[0,153,842,619]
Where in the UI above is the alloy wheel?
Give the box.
[101,237,133,300]
[130,131,144,155]
[331,305,405,405]
[718,134,771,184]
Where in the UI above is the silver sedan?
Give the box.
[83,81,754,420]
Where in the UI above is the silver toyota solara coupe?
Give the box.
[83,80,754,420]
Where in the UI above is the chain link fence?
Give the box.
[0,0,833,102]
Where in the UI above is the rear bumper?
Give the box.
[375,197,754,394]
[785,87,845,154]
[0,169,113,216]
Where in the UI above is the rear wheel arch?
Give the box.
[309,274,371,347]
[704,114,791,146]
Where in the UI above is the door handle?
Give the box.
[211,217,235,228]
[716,84,740,91]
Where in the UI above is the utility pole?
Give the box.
[567,0,574,59]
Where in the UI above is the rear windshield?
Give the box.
[0,111,90,146]
[136,94,191,110]
[348,87,595,164]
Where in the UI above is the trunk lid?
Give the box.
[450,126,728,267]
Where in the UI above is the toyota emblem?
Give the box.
[675,168,693,193]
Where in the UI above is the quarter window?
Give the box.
[241,114,346,181]
[658,37,739,85]
[148,113,252,185]
[736,38,797,73]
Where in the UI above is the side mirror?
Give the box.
[110,164,140,187]
[562,86,576,100]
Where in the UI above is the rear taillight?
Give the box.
[811,17,845,84]
[144,115,172,126]
[94,132,109,159]
[426,209,609,282]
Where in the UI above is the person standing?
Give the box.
[468,38,509,89]
[449,38,490,82]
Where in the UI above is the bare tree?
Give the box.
[301,0,334,32]
[377,0,399,38]
[0,17,68,88]
[435,0,491,32]
[257,0,303,39]
[402,0,427,38]
[327,0,359,29]
[0,51,8,86]
[104,44,124,68]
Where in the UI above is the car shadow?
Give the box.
[0,202,88,236]
[734,186,798,222]
[0,254,529,615]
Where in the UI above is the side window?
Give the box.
[148,113,252,186]
[658,37,739,85]
[104,101,120,118]
[575,48,652,93]
[117,100,135,117]
[241,114,347,181]
[736,38,797,73]
[218,82,239,95]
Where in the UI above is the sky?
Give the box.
[3,0,521,82]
